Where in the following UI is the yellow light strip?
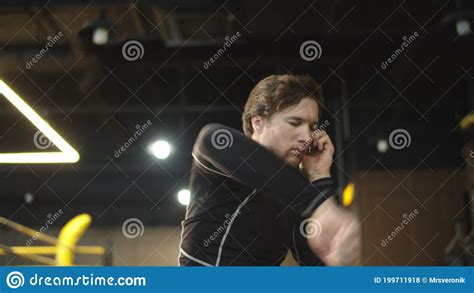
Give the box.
[0,246,106,255]
[0,80,79,163]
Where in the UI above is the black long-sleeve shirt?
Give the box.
[179,123,335,266]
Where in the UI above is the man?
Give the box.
[179,74,361,266]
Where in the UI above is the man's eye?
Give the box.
[289,121,299,127]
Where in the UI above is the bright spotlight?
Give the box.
[177,189,191,206]
[456,19,471,36]
[377,139,389,153]
[149,140,171,159]
[92,28,109,45]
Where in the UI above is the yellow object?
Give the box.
[0,216,58,245]
[55,214,92,266]
[0,80,79,163]
[459,112,474,131]
[342,182,355,207]
[0,214,106,266]
[0,244,55,265]
[0,246,105,255]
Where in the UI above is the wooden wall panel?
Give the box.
[355,169,466,265]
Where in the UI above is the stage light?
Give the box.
[24,193,34,204]
[442,9,474,37]
[149,140,171,159]
[78,9,114,50]
[377,139,389,153]
[177,189,191,206]
[92,27,109,45]
[456,19,471,36]
[0,80,80,164]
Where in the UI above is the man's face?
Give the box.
[251,97,320,167]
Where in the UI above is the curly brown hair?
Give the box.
[242,74,324,136]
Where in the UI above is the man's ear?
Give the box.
[251,116,263,133]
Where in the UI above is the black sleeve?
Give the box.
[192,123,335,218]
[289,217,326,266]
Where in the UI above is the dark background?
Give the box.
[0,0,472,229]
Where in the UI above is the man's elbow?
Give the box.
[193,123,223,155]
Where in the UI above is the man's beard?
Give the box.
[283,151,301,168]
[265,145,301,168]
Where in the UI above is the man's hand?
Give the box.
[299,130,334,182]
[298,129,361,265]
[305,197,362,266]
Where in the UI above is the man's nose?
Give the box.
[298,128,313,144]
